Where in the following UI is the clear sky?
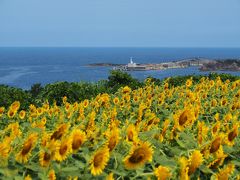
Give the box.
[0,0,240,47]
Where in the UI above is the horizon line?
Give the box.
[0,46,240,48]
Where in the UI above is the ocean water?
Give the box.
[0,47,240,89]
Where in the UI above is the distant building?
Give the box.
[126,58,146,70]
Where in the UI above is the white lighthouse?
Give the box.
[127,57,137,68]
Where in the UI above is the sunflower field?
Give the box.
[0,76,239,180]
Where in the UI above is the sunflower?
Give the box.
[224,113,232,123]
[164,82,169,90]
[106,172,114,180]
[48,108,53,117]
[215,163,235,180]
[231,102,239,111]
[186,78,192,88]
[48,169,56,180]
[133,96,139,103]
[89,146,110,176]
[41,132,51,147]
[29,104,36,112]
[67,111,73,119]
[42,102,49,111]
[188,150,203,175]
[212,121,221,136]
[211,99,218,107]
[126,124,138,142]
[10,101,20,112]
[54,137,72,162]
[19,110,26,120]
[174,109,195,131]
[208,147,227,169]
[7,109,16,118]
[179,157,189,180]
[179,110,191,126]
[113,97,120,105]
[197,121,209,145]
[0,107,5,117]
[122,86,131,94]
[51,123,69,140]
[214,113,220,121]
[0,137,12,159]
[209,80,215,87]
[227,126,238,142]
[82,99,89,109]
[106,128,120,151]
[154,166,171,180]
[224,125,238,146]
[123,141,153,169]
[221,98,228,106]
[124,94,131,102]
[62,96,67,104]
[65,102,71,112]
[73,102,79,111]
[68,177,78,180]
[37,107,44,116]
[41,117,47,124]
[24,175,32,180]
[10,122,22,138]
[16,133,38,163]
[99,94,110,106]
[70,129,86,153]
[39,150,52,167]
[209,135,222,154]
[160,119,170,142]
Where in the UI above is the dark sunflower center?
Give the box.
[51,126,66,140]
[60,145,68,155]
[179,111,188,126]
[72,137,82,150]
[209,158,222,169]
[129,148,145,163]
[210,137,221,153]
[108,137,116,151]
[212,125,218,134]
[21,142,32,155]
[9,111,14,116]
[128,131,134,141]
[44,152,51,161]
[93,153,104,167]
[222,100,227,105]
[228,130,237,142]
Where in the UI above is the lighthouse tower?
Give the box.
[128,57,136,67]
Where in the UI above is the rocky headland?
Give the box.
[199,59,240,71]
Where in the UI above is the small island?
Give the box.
[88,58,240,72]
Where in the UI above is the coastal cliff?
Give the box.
[199,59,240,71]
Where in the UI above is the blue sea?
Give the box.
[0,47,240,89]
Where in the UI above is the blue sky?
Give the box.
[0,0,240,47]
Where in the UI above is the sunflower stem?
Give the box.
[159,149,166,156]
[114,155,118,169]
[116,176,122,180]
[133,172,154,179]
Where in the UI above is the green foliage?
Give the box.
[37,80,109,106]
[30,83,43,98]
[166,73,239,87]
[0,72,239,109]
[208,72,239,82]
[107,70,143,92]
[0,85,31,109]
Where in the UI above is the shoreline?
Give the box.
[88,58,240,72]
